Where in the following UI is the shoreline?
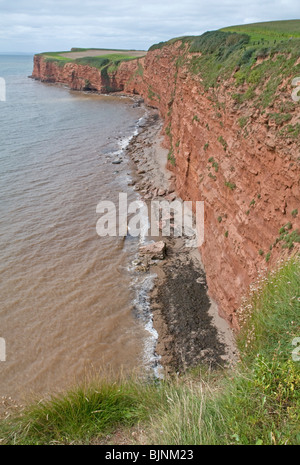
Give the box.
[0,88,236,420]
[125,104,238,374]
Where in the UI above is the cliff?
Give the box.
[31,36,300,328]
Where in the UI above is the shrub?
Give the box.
[225,181,236,190]
[238,116,248,128]
[268,113,292,125]
[238,47,256,66]
[189,30,250,56]
[218,136,228,151]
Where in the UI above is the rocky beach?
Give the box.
[124,103,238,373]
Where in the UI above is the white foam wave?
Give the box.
[132,273,163,379]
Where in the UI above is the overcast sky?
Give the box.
[0,0,299,53]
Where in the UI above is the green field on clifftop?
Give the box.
[221,19,300,42]
[149,19,300,50]
[39,48,146,69]
[150,19,300,115]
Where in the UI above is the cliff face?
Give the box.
[32,47,300,328]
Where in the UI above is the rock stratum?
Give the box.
[31,36,300,329]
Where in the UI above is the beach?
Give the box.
[124,103,238,373]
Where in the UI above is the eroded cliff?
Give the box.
[31,38,300,328]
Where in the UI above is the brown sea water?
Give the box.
[0,55,158,400]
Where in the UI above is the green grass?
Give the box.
[41,52,74,67]
[69,47,142,52]
[0,376,167,445]
[268,112,293,126]
[237,254,300,362]
[279,123,300,139]
[221,20,300,43]
[148,255,300,445]
[189,31,300,107]
[1,255,299,445]
[148,20,300,113]
[275,223,300,250]
[225,180,237,190]
[40,51,140,73]
[218,135,228,151]
[74,54,139,69]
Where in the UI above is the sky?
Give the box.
[0,0,299,53]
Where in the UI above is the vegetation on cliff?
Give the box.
[0,255,299,445]
[40,50,141,75]
[222,19,300,41]
[151,21,300,101]
[148,20,300,171]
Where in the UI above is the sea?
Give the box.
[0,55,159,400]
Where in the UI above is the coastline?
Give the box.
[124,103,238,374]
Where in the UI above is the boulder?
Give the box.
[139,240,166,260]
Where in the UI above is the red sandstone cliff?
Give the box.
[31,47,300,328]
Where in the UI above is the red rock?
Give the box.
[139,241,166,260]
[158,188,166,196]
[165,192,177,201]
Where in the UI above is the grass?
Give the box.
[221,20,300,42]
[148,20,300,114]
[0,375,167,445]
[0,255,299,445]
[40,51,140,73]
[148,255,300,445]
[75,54,139,69]
[69,47,143,53]
[42,53,74,67]
[231,44,300,109]
[218,135,228,151]
[268,113,293,126]
[237,254,300,363]
[279,123,300,139]
[225,180,237,190]
[167,149,176,166]
[275,223,300,250]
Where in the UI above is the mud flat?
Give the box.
[125,105,238,374]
